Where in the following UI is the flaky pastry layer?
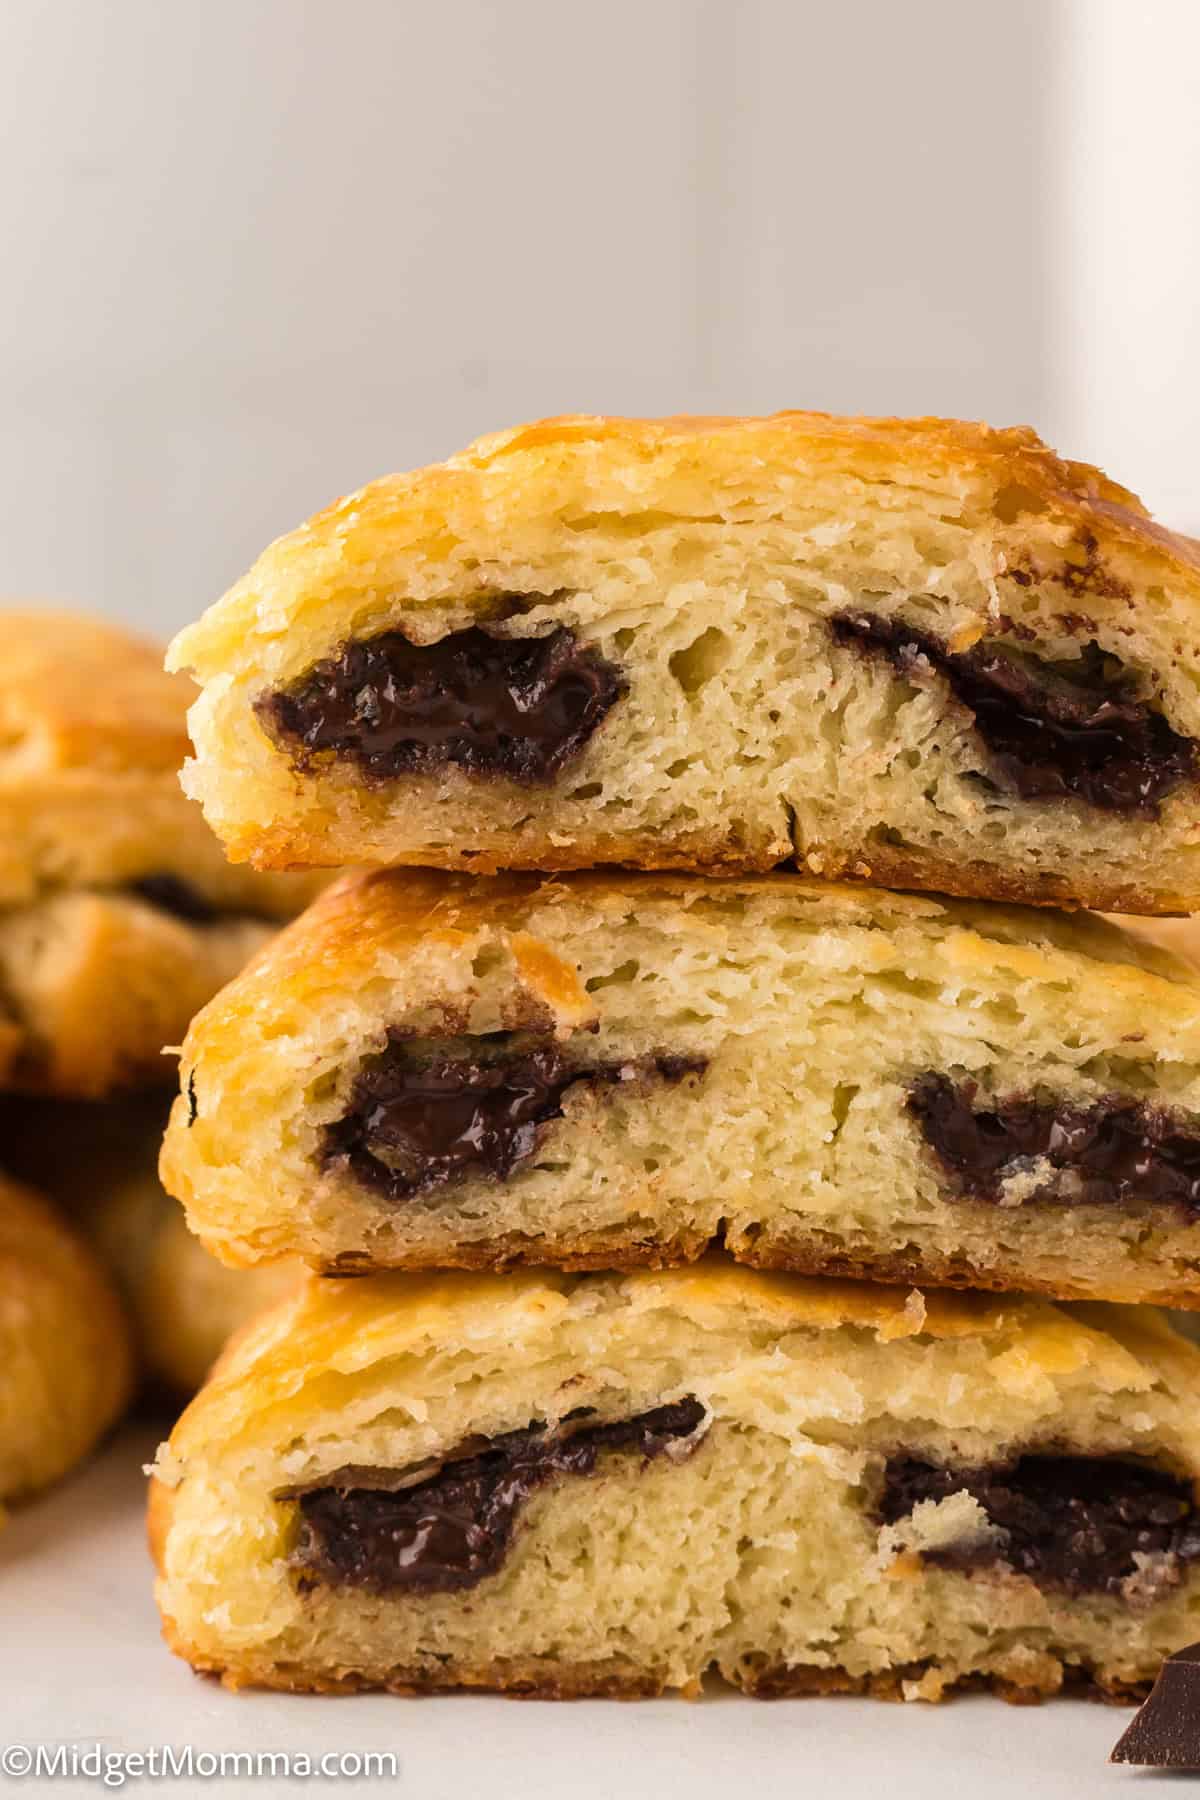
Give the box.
[169,413,1200,911]
[152,1263,1200,1698]
[162,868,1200,1304]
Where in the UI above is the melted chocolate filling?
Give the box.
[908,1072,1200,1218]
[324,1034,707,1200]
[288,1397,707,1595]
[128,873,221,925]
[255,624,626,783]
[832,612,1196,816]
[879,1454,1200,1595]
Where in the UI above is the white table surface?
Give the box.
[0,1423,1158,1799]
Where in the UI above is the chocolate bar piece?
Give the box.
[1111,1642,1200,1767]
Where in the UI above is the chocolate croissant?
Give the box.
[163,867,1200,1307]
[169,413,1200,913]
[150,1263,1200,1698]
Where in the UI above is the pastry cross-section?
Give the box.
[168,413,1200,912]
[161,868,1200,1306]
[149,1263,1200,1698]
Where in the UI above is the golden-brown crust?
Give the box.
[741,1661,1143,1706]
[163,1636,678,1698]
[172,863,1200,1074]
[239,832,1199,918]
[174,414,1200,689]
[816,842,1200,920]
[1,608,195,773]
[242,825,791,881]
[321,1227,712,1277]
[155,1650,1143,1704]
[146,1474,172,1574]
[743,1661,955,1702]
[315,1229,1200,1309]
[154,1262,1164,1479]
[733,1238,1200,1310]
[456,413,1181,562]
[451,416,1197,621]
[157,1652,1147,1705]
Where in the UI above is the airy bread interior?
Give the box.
[162,871,1200,1305]
[151,1266,1200,1698]
[169,415,1200,912]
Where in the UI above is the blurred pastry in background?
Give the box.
[0,608,324,1095]
[1107,912,1200,971]
[0,1095,300,1394]
[0,1166,133,1518]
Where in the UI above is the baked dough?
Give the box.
[0,609,325,1094]
[0,890,271,1095]
[0,608,318,914]
[149,1262,1200,1699]
[168,414,1200,913]
[0,1167,133,1515]
[162,868,1200,1306]
[1115,913,1200,970]
[0,1096,299,1391]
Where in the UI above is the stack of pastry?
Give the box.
[152,414,1200,1703]
[0,611,308,1523]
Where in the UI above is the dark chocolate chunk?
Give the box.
[879,1454,1200,1595]
[832,612,1196,816]
[129,873,222,925]
[255,624,626,784]
[323,1033,706,1200]
[287,1396,707,1595]
[1111,1642,1200,1766]
[907,1072,1200,1219]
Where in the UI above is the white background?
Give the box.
[0,0,1193,635]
